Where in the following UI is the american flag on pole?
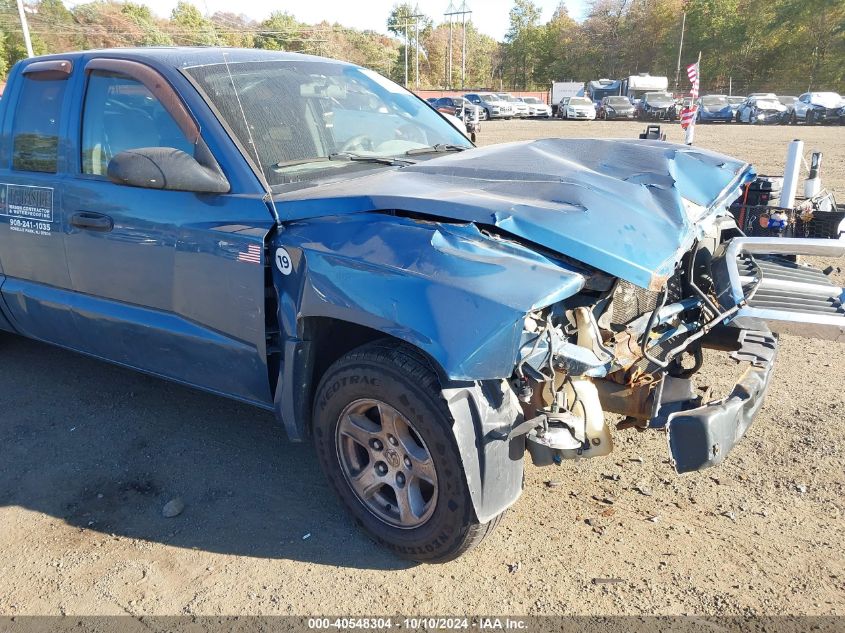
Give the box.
[680,59,701,143]
[687,61,700,98]
[237,243,262,264]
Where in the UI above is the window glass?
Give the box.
[184,60,470,186]
[81,72,194,176]
[12,76,67,173]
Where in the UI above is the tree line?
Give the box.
[504,0,844,95]
[0,0,842,96]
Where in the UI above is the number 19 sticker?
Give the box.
[275,247,293,275]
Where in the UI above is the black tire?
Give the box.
[483,108,491,121]
[312,340,503,563]
[806,110,815,125]
[790,111,798,125]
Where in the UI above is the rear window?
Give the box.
[12,76,67,173]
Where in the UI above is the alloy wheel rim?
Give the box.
[335,398,438,529]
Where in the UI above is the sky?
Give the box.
[129,0,590,40]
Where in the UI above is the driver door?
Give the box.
[61,60,276,405]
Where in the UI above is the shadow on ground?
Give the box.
[0,334,410,571]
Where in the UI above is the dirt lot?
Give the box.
[1,120,843,617]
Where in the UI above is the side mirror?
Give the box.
[107,147,230,194]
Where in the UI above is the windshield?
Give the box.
[702,96,728,107]
[755,99,781,109]
[523,97,541,104]
[183,60,470,185]
[645,92,672,105]
[728,96,744,105]
[569,97,592,106]
[606,97,630,106]
[479,93,497,101]
[778,96,796,106]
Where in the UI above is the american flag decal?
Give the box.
[237,243,262,264]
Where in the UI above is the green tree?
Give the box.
[254,11,301,51]
[169,1,217,46]
[122,2,172,46]
[211,12,255,48]
[386,3,431,86]
[503,0,542,88]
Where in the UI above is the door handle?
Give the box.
[71,212,113,232]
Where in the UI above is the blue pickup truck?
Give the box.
[1,48,843,562]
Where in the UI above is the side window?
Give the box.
[81,71,195,176]
[12,76,67,173]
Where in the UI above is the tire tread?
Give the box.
[314,339,504,563]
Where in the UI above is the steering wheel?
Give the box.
[340,135,375,153]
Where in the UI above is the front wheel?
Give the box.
[312,341,503,562]
[806,110,815,125]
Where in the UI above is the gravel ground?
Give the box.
[1,120,843,617]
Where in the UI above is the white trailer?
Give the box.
[550,81,584,115]
[621,74,669,103]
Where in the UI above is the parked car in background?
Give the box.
[498,93,529,117]
[597,95,635,120]
[433,96,479,120]
[696,95,734,123]
[776,95,797,123]
[464,92,513,120]
[637,91,676,120]
[790,92,843,125]
[727,96,744,115]
[735,95,787,124]
[460,97,483,122]
[519,96,552,117]
[556,96,570,118]
[558,96,596,120]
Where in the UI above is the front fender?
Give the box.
[270,214,585,520]
[274,213,586,381]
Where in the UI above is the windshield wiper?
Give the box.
[330,152,415,166]
[404,144,470,156]
[273,156,330,168]
[273,153,414,169]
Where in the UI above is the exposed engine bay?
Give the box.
[510,213,845,473]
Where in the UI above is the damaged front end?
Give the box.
[511,222,845,473]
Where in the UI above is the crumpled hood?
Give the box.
[276,138,754,290]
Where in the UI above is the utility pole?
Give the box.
[674,11,686,92]
[397,13,424,89]
[444,1,471,89]
[412,7,424,89]
[16,0,34,58]
[445,1,454,89]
